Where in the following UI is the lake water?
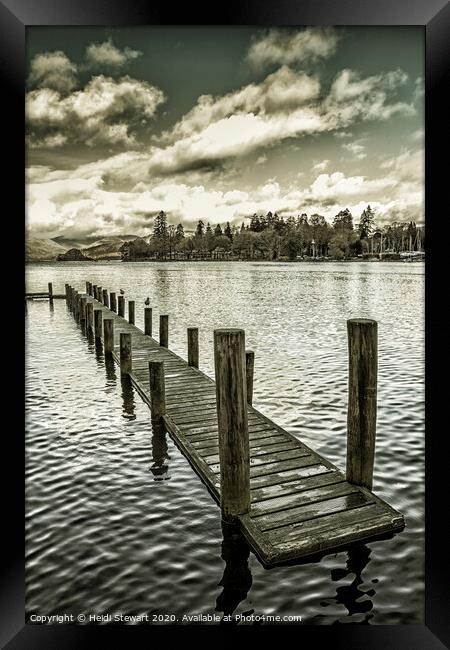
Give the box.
[25,261,424,624]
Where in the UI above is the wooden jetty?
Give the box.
[34,281,405,566]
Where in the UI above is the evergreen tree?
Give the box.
[195,220,205,237]
[358,205,376,239]
[224,222,233,240]
[214,223,223,236]
[175,223,185,242]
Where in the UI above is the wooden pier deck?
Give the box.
[58,285,404,566]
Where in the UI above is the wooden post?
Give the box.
[94,309,102,339]
[92,285,97,301]
[110,292,117,312]
[74,293,79,321]
[187,327,199,368]
[86,302,94,331]
[79,296,87,323]
[65,284,69,303]
[144,307,152,336]
[97,286,103,303]
[128,300,135,325]
[118,295,125,317]
[85,281,90,294]
[67,287,72,311]
[48,282,53,303]
[120,333,132,376]
[102,289,109,308]
[245,351,255,406]
[214,329,250,521]
[346,318,378,491]
[149,360,166,423]
[104,318,114,354]
[88,282,93,296]
[159,315,169,348]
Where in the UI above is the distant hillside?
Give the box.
[82,236,138,260]
[26,238,69,261]
[53,234,138,250]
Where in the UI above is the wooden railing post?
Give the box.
[128,300,135,325]
[149,360,166,424]
[159,315,169,348]
[118,295,125,317]
[187,327,199,368]
[94,309,102,339]
[214,328,250,522]
[346,318,378,490]
[110,292,117,312]
[104,318,114,354]
[245,351,255,406]
[144,307,152,336]
[102,289,109,308]
[120,333,132,376]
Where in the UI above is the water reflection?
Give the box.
[319,544,375,624]
[215,522,252,624]
[150,421,170,480]
[121,376,136,421]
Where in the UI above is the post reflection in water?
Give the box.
[319,543,375,624]
[120,376,136,421]
[150,421,170,480]
[104,354,117,382]
[215,522,253,624]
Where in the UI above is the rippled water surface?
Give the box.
[26,261,424,624]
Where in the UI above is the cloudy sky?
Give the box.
[26,26,424,239]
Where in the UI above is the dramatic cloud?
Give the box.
[313,160,329,171]
[247,27,339,69]
[85,39,142,69]
[28,51,78,94]
[26,75,166,148]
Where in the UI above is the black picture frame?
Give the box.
[2,0,448,646]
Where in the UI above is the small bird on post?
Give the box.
[144,297,150,306]
[120,289,125,295]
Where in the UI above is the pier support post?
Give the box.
[48,282,53,304]
[102,289,109,308]
[159,315,169,348]
[118,295,125,317]
[346,318,378,491]
[144,308,152,336]
[245,351,255,406]
[74,293,80,322]
[104,318,114,354]
[128,301,135,325]
[92,285,97,301]
[94,309,102,339]
[214,329,250,522]
[149,360,166,424]
[187,327,199,368]
[120,333,132,376]
[85,281,90,294]
[110,292,117,312]
[88,282,93,296]
[97,286,103,303]
[65,284,69,304]
[86,302,94,331]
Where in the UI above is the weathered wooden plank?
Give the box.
[210,454,315,478]
[250,463,331,489]
[250,471,344,503]
[204,447,311,467]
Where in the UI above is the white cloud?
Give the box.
[26,75,165,148]
[85,39,142,69]
[313,159,329,171]
[247,27,339,69]
[256,154,267,165]
[341,139,366,160]
[28,51,78,94]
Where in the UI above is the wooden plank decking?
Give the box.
[77,293,405,566]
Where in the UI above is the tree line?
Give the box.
[121,207,425,261]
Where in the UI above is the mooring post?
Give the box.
[88,282,93,296]
[94,309,102,339]
[86,302,94,331]
[92,285,97,301]
[118,295,125,317]
[149,360,166,424]
[110,292,117,312]
[74,293,80,322]
[103,289,109,308]
[187,327,199,368]
[128,300,135,325]
[104,318,114,354]
[65,284,69,304]
[159,315,169,348]
[85,281,90,294]
[120,333,132,376]
[214,329,250,522]
[144,307,152,336]
[245,351,255,406]
[80,296,87,325]
[48,282,53,303]
[346,318,378,491]
[67,286,72,311]
[97,286,103,303]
